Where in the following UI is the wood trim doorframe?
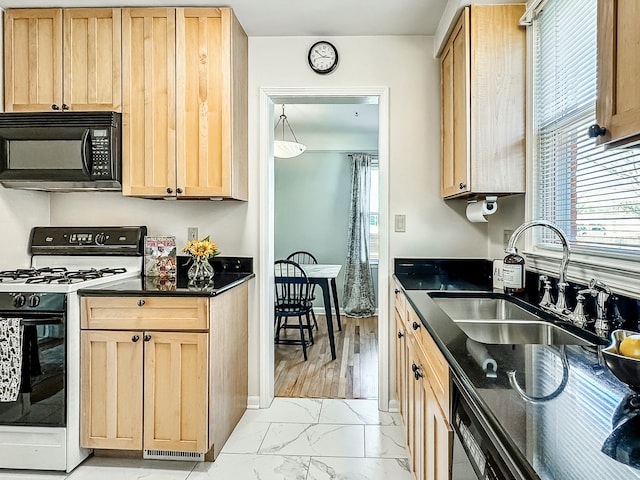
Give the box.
[258,86,390,411]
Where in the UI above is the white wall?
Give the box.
[47,34,492,402]
[275,151,352,304]
[488,194,526,260]
[0,189,50,268]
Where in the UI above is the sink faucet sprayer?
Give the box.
[504,220,571,314]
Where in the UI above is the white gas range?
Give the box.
[0,226,147,472]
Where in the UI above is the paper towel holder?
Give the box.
[466,195,498,208]
[465,195,498,223]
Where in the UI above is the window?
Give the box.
[533,0,640,256]
[369,162,379,261]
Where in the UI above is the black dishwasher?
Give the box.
[451,377,531,480]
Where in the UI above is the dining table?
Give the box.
[276,263,342,360]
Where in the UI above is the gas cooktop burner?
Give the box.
[0,267,128,284]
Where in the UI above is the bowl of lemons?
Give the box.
[603,329,640,392]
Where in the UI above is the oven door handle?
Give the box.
[20,317,64,326]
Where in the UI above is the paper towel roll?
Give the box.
[466,199,498,223]
[466,338,498,378]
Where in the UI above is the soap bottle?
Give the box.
[503,251,525,294]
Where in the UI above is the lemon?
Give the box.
[619,335,640,359]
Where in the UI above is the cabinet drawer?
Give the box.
[419,329,449,419]
[81,296,209,330]
[407,307,450,419]
[394,281,406,317]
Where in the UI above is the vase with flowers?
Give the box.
[182,236,220,286]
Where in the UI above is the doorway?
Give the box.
[273,103,379,398]
[258,87,391,411]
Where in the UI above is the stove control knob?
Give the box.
[13,294,26,308]
[95,233,107,245]
[28,294,41,308]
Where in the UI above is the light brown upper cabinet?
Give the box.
[122,7,248,200]
[439,5,526,199]
[4,8,121,112]
[591,0,640,147]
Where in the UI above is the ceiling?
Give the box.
[0,0,449,36]
[274,103,379,139]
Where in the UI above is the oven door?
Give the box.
[0,312,66,427]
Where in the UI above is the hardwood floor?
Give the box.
[274,314,378,399]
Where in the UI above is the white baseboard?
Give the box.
[246,396,261,410]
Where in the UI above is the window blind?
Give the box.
[533,0,640,255]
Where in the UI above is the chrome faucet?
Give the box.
[505,220,571,314]
[590,279,611,338]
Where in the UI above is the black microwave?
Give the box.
[0,111,121,191]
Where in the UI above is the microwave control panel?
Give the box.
[90,129,112,178]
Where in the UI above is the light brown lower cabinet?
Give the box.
[394,281,452,480]
[80,282,248,459]
[81,330,208,452]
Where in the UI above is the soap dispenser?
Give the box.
[503,249,525,294]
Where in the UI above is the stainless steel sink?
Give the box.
[454,319,592,345]
[429,293,596,346]
[432,296,542,322]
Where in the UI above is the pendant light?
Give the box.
[274,104,306,158]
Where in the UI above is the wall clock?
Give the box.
[308,41,339,75]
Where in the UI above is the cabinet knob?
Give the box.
[414,368,424,380]
[51,104,60,110]
[131,335,140,343]
[411,363,418,373]
[166,187,173,194]
[137,299,145,307]
[588,124,607,138]
[176,187,183,194]
[397,331,404,339]
[62,104,69,111]
[459,182,467,190]
[143,334,152,342]
[412,321,420,331]
[394,289,400,294]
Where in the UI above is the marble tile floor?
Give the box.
[0,398,413,480]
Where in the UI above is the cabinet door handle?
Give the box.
[166,187,173,194]
[62,104,69,111]
[414,368,424,380]
[394,289,400,294]
[412,321,420,330]
[588,124,607,138]
[459,182,467,190]
[397,331,404,339]
[137,299,145,307]
[131,335,140,343]
[143,334,152,342]
[176,187,183,194]
[51,104,60,110]
[411,363,418,373]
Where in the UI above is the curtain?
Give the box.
[342,153,376,318]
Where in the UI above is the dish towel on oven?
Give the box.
[0,318,23,402]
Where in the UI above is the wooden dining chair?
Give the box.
[274,260,315,360]
[286,251,319,330]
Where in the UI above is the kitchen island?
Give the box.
[77,259,253,462]
[395,258,640,480]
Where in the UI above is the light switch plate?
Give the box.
[504,229,514,249]
[395,214,406,232]
[188,227,198,241]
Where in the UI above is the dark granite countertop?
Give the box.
[394,259,640,480]
[78,256,254,297]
